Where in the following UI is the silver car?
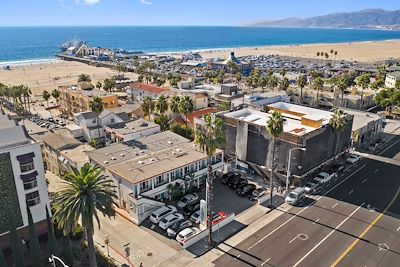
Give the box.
[177,193,199,209]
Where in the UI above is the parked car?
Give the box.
[183,201,200,216]
[221,172,234,184]
[304,181,319,194]
[176,227,200,244]
[285,187,306,206]
[228,174,241,188]
[238,184,257,196]
[235,182,249,193]
[249,188,267,201]
[167,220,193,238]
[232,178,248,189]
[177,193,199,209]
[150,205,177,224]
[190,210,201,224]
[346,154,361,164]
[159,213,184,230]
[207,211,227,226]
[314,172,337,184]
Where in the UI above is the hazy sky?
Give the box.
[1,0,399,26]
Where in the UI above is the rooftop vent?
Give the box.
[103,160,109,164]
[140,150,145,153]
[138,160,143,164]
[120,153,125,157]
[176,148,182,152]
[111,157,116,160]
[168,141,173,144]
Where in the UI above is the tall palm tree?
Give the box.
[334,51,338,63]
[89,96,104,140]
[51,89,60,105]
[297,75,307,103]
[179,96,194,128]
[266,111,286,207]
[20,85,31,113]
[103,78,116,94]
[78,73,91,83]
[279,77,289,92]
[268,75,278,91]
[141,96,154,121]
[329,109,347,156]
[42,90,51,109]
[53,164,118,267]
[279,69,286,78]
[336,77,347,106]
[194,114,225,246]
[316,52,320,65]
[169,95,181,116]
[356,74,371,110]
[155,94,168,114]
[313,77,324,107]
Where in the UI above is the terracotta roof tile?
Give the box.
[187,107,218,126]
[130,83,169,94]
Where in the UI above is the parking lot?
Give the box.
[30,116,67,129]
[141,175,258,246]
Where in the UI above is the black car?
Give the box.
[183,200,201,216]
[232,178,248,189]
[235,182,249,193]
[228,174,242,188]
[238,184,257,196]
[221,172,235,184]
[166,220,193,238]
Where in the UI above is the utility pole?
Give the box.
[286,147,306,195]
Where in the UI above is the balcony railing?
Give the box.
[27,196,41,207]
[154,180,169,188]
[23,179,38,190]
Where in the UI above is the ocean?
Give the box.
[1,26,400,65]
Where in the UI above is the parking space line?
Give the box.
[397,226,400,232]
[289,236,297,244]
[293,203,365,267]
[247,164,366,251]
[261,257,271,266]
[348,190,354,195]
[313,218,320,225]
[332,203,338,209]
[362,178,368,184]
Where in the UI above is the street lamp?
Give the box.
[286,147,306,195]
[49,255,69,267]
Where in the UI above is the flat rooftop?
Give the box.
[105,118,159,135]
[341,108,382,131]
[61,144,94,165]
[86,131,190,166]
[224,102,334,136]
[0,114,32,150]
[61,86,115,98]
[107,142,222,184]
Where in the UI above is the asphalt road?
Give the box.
[213,135,400,267]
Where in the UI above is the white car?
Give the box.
[177,193,199,209]
[304,181,319,194]
[346,154,361,164]
[159,213,184,230]
[176,227,200,244]
[190,210,201,224]
[150,205,177,224]
[314,172,337,184]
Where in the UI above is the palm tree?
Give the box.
[89,96,104,140]
[356,74,371,110]
[297,75,307,103]
[194,114,225,246]
[334,51,338,63]
[78,73,91,83]
[279,77,289,92]
[52,164,118,267]
[329,109,347,156]
[169,95,181,116]
[51,89,60,105]
[20,85,31,113]
[96,81,102,90]
[313,77,324,106]
[336,77,347,106]
[316,52,320,65]
[324,52,329,65]
[279,69,286,78]
[155,94,168,114]
[42,90,51,108]
[179,96,194,128]
[268,75,278,91]
[103,78,116,94]
[266,111,285,207]
[141,96,154,120]
[154,114,170,131]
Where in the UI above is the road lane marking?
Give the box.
[289,236,297,244]
[293,203,365,267]
[379,138,400,156]
[261,257,271,266]
[332,203,338,209]
[329,183,400,267]
[348,190,354,195]
[362,178,368,184]
[313,218,320,225]
[247,164,366,251]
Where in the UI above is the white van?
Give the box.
[285,187,306,205]
[150,205,177,224]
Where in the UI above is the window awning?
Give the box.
[16,152,35,162]
[20,171,38,182]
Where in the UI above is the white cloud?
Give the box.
[140,0,153,5]
[76,0,100,5]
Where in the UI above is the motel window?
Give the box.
[184,166,190,174]
[20,159,35,173]
[170,171,176,181]
[26,191,40,207]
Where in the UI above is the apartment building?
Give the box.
[127,83,170,102]
[59,85,119,116]
[385,71,400,88]
[86,131,224,224]
[0,114,50,249]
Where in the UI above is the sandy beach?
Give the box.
[0,61,138,96]
[199,40,400,63]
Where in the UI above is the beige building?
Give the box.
[59,85,119,117]
[385,71,400,88]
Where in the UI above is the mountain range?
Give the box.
[249,9,400,30]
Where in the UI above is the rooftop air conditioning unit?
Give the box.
[140,150,145,153]
[176,148,181,152]
[120,153,125,157]
[103,160,109,164]
[168,141,173,144]
[138,160,143,164]
[111,157,116,160]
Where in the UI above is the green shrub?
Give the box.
[71,225,84,239]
